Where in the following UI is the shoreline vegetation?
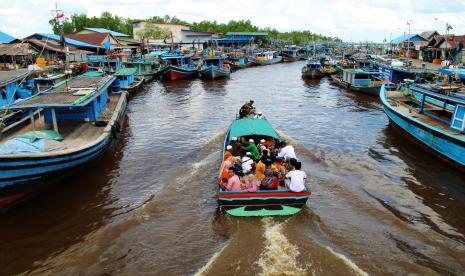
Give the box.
[50,12,342,44]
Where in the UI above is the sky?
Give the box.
[1,0,465,42]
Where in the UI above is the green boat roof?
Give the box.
[80,71,104,77]
[115,68,137,76]
[229,118,280,140]
[226,206,302,216]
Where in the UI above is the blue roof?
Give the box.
[226,32,268,36]
[85,28,129,37]
[391,34,428,44]
[35,33,102,49]
[0,31,16,43]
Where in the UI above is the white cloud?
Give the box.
[0,0,464,42]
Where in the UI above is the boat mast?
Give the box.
[51,2,69,90]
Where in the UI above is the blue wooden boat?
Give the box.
[380,83,465,170]
[217,117,311,216]
[121,60,158,82]
[0,75,127,211]
[280,48,300,62]
[331,68,383,95]
[159,54,199,81]
[33,72,67,92]
[226,52,251,69]
[114,68,144,94]
[199,56,231,80]
[301,59,325,79]
[249,51,283,65]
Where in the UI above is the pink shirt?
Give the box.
[246,177,258,192]
[226,175,243,191]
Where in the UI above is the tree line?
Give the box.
[51,12,342,44]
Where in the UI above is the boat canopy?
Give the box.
[115,68,137,76]
[229,118,280,140]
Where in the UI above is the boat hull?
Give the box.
[218,191,310,216]
[282,55,300,62]
[249,56,283,66]
[161,65,197,81]
[0,92,128,212]
[122,77,144,94]
[331,75,381,95]
[380,86,465,170]
[200,66,231,80]
[302,69,325,79]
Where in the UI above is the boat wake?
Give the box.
[256,217,308,276]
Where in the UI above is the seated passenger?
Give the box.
[264,138,274,148]
[255,155,267,181]
[239,100,255,118]
[260,169,278,190]
[226,168,243,191]
[254,111,265,119]
[245,173,258,192]
[285,162,307,192]
[224,145,233,160]
[244,139,260,161]
[241,152,254,174]
[229,137,241,156]
[277,141,297,161]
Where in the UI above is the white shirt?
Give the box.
[277,145,296,160]
[241,157,253,173]
[286,170,307,192]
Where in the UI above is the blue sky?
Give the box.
[0,0,464,42]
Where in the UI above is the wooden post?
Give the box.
[30,110,35,130]
[420,93,426,114]
[51,108,58,132]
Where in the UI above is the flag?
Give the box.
[55,11,65,22]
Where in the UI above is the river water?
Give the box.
[1,61,465,275]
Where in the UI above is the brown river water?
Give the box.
[1,61,465,275]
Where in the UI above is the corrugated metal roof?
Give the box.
[64,33,110,46]
[0,30,16,43]
[226,32,268,36]
[35,33,103,49]
[391,34,428,44]
[84,28,129,37]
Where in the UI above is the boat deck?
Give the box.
[386,90,465,138]
[0,69,31,85]
[11,76,114,108]
[0,93,122,151]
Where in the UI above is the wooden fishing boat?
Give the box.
[217,117,311,216]
[33,72,67,92]
[381,83,465,170]
[280,49,300,62]
[249,51,283,66]
[301,59,325,79]
[114,68,144,94]
[0,75,127,211]
[159,54,199,81]
[199,56,231,80]
[331,68,383,95]
[225,52,251,69]
[121,60,157,82]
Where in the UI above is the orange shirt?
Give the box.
[223,150,232,161]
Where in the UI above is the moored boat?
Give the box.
[331,68,383,95]
[0,75,127,211]
[301,59,325,79]
[159,54,199,81]
[199,56,231,80]
[249,51,283,66]
[280,48,300,62]
[217,116,311,216]
[380,83,465,170]
[114,68,144,94]
[225,52,251,69]
[121,60,157,82]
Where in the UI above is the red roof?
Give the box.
[64,33,113,46]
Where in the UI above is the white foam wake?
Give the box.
[257,217,307,276]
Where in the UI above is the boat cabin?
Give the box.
[86,55,121,74]
[342,69,382,87]
[114,68,137,88]
[160,54,192,68]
